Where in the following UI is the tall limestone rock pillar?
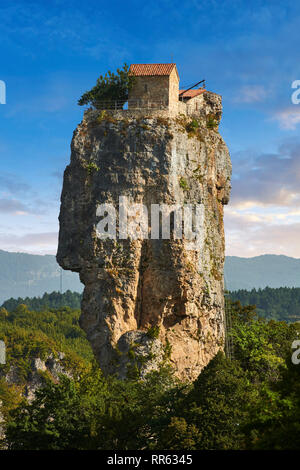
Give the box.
[57,94,231,382]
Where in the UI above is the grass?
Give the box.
[179,177,189,191]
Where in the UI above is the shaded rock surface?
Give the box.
[115,330,165,380]
[57,96,231,381]
[2,352,71,402]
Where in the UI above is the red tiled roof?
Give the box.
[129,63,178,78]
[179,89,206,98]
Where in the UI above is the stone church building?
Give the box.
[128,63,207,116]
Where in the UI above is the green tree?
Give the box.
[4,363,180,450]
[155,417,201,450]
[5,375,95,450]
[228,299,299,381]
[245,356,300,449]
[78,63,135,108]
[180,352,258,450]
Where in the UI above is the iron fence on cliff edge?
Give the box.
[92,99,169,111]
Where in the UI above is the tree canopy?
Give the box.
[230,286,300,322]
[78,63,135,108]
[2,290,82,312]
[1,299,300,450]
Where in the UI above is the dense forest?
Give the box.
[0,297,299,450]
[1,290,82,312]
[3,287,300,323]
[0,304,92,366]
[229,286,300,322]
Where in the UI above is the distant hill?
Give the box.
[225,255,300,291]
[1,251,300,304]
[0,250,83,304]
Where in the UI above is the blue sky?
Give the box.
[1,0,300,256]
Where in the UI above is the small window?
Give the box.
[144,84,148,92]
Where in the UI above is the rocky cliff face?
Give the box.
[57,94,231,381]
[1,353,72,402]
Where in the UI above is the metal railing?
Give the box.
[224,295,234,360]
[92,99,169,110]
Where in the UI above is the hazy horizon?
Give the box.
[1,247,300,261]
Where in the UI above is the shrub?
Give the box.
[179,177,189,191]
[146,325,160,339]
[206,115,218,129]
[185,119,199,133]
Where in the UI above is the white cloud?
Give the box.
[230,139,300,208]
[0,199,30,214]
[0,231,58,255]
[272,107,300,129]
[234,85,267,103]
[225,207,300,257]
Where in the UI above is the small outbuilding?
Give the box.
[178,88,206,114]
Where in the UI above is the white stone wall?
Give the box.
[128,75,170,109]
[168,68,180,116]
